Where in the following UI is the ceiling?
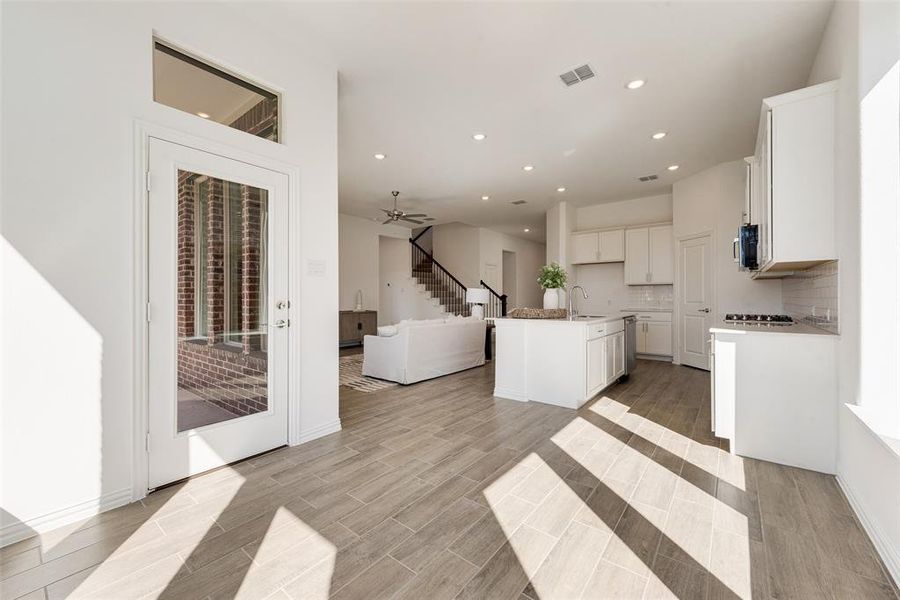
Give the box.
[251,1,833,242]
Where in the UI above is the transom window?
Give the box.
[153,40,279,142]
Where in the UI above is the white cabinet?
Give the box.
[606,331,625,382]
[571,229,625,264]
[634,312,672,357]
[599,229,625,262]
[753,81,837,273]
[648,226,674,283]
[624,228,649,284]
[586,337,606,395]
[625,225,673,285]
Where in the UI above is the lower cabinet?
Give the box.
[634,312,673,357]
[587,337,606,394]
[587,330,625,396]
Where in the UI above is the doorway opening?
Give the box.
[502,250,517,309]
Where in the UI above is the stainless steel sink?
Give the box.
[569,314,606,320]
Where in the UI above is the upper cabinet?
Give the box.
[751,81,837,273]
[625,225,673,285]
[571,228,625,264]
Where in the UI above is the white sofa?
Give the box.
[362,316,486,384]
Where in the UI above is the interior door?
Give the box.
[147,137,289,489]
[678,234,714,370]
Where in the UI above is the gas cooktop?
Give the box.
[724,313,794,325]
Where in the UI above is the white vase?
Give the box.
[543,288,560,309]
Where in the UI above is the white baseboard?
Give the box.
[493,387,529,402]
[293,419,342,445]
[836,474,900,588]
[0,487,132,548]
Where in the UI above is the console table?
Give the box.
[339,310,377,347]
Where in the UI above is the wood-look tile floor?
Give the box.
[2,359,898,599]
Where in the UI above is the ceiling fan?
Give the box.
[380,190,428,225]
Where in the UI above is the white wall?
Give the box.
[576,193,673,230]
[672,160,784,317]
[478,228,545,309]
[377,235,445,325]
[431,222,482,287]
[339,213,408,312]
[545,200,576,277]
[430,223,545,310]
[807,0,900,585]
[1,2,338,543]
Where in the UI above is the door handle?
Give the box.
[698,308,710,313]
[273,319,290,328]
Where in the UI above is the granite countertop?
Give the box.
[495,313,627,325]
[710,320,838,336]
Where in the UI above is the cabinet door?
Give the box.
[572,232,599,264]
[648,225,674,284]
[758,111,773,267]
[624,228,649,285]
[586,337,606,394]
[598,229,625,262]
[635,322,647,353]
[614,332,625,378]
[605,335,615,386]
[645,322,672,356]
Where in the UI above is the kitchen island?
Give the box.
[493,315,630,409]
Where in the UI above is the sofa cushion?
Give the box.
[377,325,399,337]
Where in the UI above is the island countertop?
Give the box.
[493,314,630,325]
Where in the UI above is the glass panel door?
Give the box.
[176,172,270,432]
[148,137,288,489]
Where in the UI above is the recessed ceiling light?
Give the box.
[626,79,645,90]
[472,133,486,141]
[524,228,531,233]
[374,153,386,160]
[196,112,210,119]
[481,195,490,201]
[557,187,566,193]
[523,165,534,171]
[668,164,680,171]
[652,132,667,140]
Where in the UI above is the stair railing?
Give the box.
[479,280,508,319]
[410,238,469,316]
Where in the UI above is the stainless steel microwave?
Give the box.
[733,224,759,271]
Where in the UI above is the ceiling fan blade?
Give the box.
[403,213,427,218]
[380,208,393,215]
[401,218,424,224]
[382,218,395,225]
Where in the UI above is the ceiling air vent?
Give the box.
[638,174,659,182]
[510,200,527,205]
[559,64,594,87]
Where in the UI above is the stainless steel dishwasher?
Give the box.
[623,316,637,379]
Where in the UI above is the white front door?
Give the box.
[147,138,289,489]
[678,234,714,370]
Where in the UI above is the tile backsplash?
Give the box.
[782,260,839,333]
[627,285,674,309]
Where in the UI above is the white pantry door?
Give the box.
[147,137,289,489]
[678,234,714,370]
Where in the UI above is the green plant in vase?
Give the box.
[537,262,567,309]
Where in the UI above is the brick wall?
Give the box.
[177,171,196,338]
[174,102,272,419]
[177,341,267,416]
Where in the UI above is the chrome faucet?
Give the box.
[568,285,589,317]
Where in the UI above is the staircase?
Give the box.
[411,257,470,316]
[408,228,507,318]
